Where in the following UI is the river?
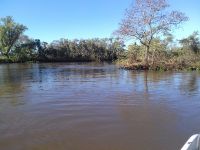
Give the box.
[0,63,200,150]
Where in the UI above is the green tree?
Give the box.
[14,35,37,62]
[179,31,200,54]
[0,16,27,58]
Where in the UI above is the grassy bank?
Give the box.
[118,61,200,71]
[117,50,200,71]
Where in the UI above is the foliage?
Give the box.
[115,0,188,65]
[179,31,200,54]
[0,16,27,58]
[0,13,200,71]
[119,33,200,71]
[0,16,124,62]
[43,38,125,62]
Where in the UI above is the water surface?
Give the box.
[0,63,200,150]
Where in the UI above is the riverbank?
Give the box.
[118,59,200,71]
[0,56,114,64]
[0,56,36,63]
[2,57,200,71]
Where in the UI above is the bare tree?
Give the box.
[115,0,188,65]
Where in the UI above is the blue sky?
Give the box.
[0,0,200,43]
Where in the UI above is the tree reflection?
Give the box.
[144,71,149,93]
[127,71,200,95]
[0,64,27,106]
[179,73,199,95]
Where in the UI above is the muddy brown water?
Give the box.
[0,63,200,150]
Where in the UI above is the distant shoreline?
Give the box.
[0,58,113,64]
[1,59,200,72]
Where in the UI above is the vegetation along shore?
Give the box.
[0,0,200,71]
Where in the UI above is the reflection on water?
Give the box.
[0,63,200,150]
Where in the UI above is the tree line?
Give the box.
[1,0,200,71]
[0,16,125,63]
